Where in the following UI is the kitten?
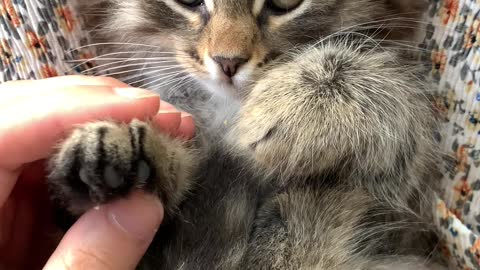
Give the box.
[48,0,445,269]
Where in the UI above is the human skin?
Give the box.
[0,76,195,269]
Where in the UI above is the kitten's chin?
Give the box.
[198,78,248,100]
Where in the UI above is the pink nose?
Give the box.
[212,56,248,77]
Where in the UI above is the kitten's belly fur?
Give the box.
[147,151,261,269]
[145,149,439,270]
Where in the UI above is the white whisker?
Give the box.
[102,65,184,78]
[143,73,192,91]
[138,72,188,89]
[81,60,179,75]
[127,70,185,86]
[70,42,167,52]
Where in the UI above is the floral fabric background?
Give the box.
[426,0,480,268]
[0,0,479,269]
[0,0,93,82]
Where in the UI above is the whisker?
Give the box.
[70,42,168,52]
[68,57,179,62]
[127,69,185,85]
[169,74,195,91]
[68,50,184,68]
[145,73,193,90]
[103,65,184,79]
[328,17,454,42]
[137,72,188,89]
[81,60,179,75]
[144,77,188,91]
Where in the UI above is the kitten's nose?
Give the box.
[212,56,248,78]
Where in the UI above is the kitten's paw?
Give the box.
[48,120,194,215]
[230,43,431,178]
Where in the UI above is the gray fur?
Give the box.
[48,0,445,269]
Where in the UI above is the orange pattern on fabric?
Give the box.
[56,6,75,32]
[41,65,58,78]
[2,0,21,27]
[441,0,459,25]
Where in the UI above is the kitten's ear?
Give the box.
[76,0,112,31]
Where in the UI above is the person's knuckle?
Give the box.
[62,247,116,270]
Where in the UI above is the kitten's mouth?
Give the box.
[216,77,237,88]
[219,76,233,85]
[200,75,248,98]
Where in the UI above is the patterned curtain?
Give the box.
[426,0,480,268]
[1,0,480,269]
[0,0,94,82]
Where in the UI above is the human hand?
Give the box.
[0,76,195,269]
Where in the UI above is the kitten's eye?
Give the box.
[266,0,303,13]
[176,0,204,8]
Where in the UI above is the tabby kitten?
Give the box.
[48,0,444,269]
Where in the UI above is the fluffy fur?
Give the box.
[48,0,445,269]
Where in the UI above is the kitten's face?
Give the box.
[84,0,423,96]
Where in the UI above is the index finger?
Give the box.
[0,85,160,171]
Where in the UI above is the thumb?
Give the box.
[44,192,163,270]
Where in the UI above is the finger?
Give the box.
[0,75,128,90]
[159,100,178,111]
[0,86,160,171]
[0,76,129,105]
[151,112,195,140]
[178,113,196,140]
[152,111,182,135]
[152,102,195,139]
[0,169,20,213]
[44,192,163,270]
[39,77,190,137]
[0,194,34,269]
[41,75,130,87]
[0,195,16,250]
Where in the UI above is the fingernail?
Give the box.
[107,192,163,241]
[181,112,192,118]
[160,100,178,111]
[114,87,160,99]
[158,110,181,115]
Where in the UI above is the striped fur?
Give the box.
[48,1,445,269]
